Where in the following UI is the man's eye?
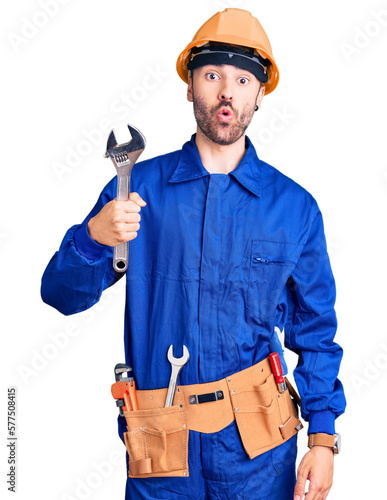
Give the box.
[238,77,249,85]
[207,73,219,80]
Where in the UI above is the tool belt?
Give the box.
[113,356,303,478]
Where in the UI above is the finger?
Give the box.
[126,231,138,242]
[121,212,141,224]
[115,232,138,244]
[294,473,307,500]
[116,200,142,213]
[124,222,141,232]
[129,192,147,206]
[304,473,332,500]
[113,230,139,244]
[321,487,331,500]
[324,492,331,500]
[303,488,315,499]
[117,222,141,234]
[304,484,326,500]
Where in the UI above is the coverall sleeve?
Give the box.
[41,177,121,316]
[285,201,346,434]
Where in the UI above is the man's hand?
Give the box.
[87,192,147,247]
[294,446,334,500]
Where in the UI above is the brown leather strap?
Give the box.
[284,377,301,407]
[280,415,303,440]
[308,433,335,448]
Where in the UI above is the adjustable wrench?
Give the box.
[165,345,190,407]
[104,124,146,272]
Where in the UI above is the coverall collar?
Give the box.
[169,134,262,197]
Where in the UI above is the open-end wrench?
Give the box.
[165,345,190,407]
[104,124,146,273]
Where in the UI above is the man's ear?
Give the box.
[187,74,193,103]
[256,83,265,108]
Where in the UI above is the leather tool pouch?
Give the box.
[122,397,189,478]
[226,361,303,459]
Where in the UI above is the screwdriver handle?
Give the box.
[269,352,288,393]
[126,381,139,411]
[269,352,284,384]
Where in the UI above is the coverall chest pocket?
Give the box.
[246,240,300,320]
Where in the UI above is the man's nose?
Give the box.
[218,80,233,102]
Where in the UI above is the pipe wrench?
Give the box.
[104,124,146,272]
[111,363,139,415]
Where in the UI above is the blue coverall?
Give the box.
[41,135,346,499]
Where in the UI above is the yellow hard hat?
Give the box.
[176,8,279,95]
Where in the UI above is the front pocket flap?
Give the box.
[124,405,186,434]
[235,397,276,414]
[142,427,185,437]
[251,240,301,264]
[232,373,276,408]
[247,240,302,319]
[233,372,275,394]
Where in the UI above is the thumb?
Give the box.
[129,191,147,206]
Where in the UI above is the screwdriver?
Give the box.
[269,352,287,393]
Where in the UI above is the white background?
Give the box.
[1,0,386,498]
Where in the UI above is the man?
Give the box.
[41,8,346,500]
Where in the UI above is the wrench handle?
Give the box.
[165,379,178,407]
[113,171,131,272]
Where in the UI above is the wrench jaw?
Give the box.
[167,345,190,366]
[127,124,146,152]
[105,129,118,153]
[104,125,146,170]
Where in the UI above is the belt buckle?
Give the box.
[189,390,224,405]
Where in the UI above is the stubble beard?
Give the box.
[192,93,256,146]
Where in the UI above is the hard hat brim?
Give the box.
[177,37,279,94]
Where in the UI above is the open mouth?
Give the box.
[217,107,233,122]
